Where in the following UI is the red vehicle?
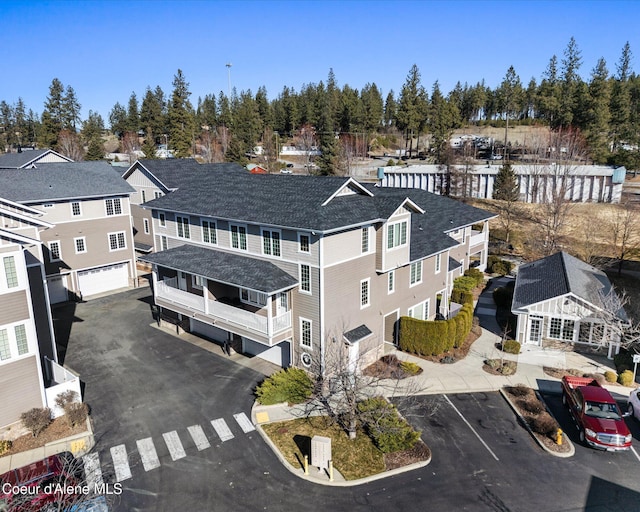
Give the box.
[561,375,632,451]
[0,452,79,511]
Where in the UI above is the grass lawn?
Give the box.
[261,416,385,480]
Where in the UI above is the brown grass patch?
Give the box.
[384,440,431,470]
[3,417,87,456]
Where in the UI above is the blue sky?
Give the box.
[2,0,640,122]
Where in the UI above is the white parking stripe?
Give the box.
[110,444,132,482]
[188,425,211,451]
[233,412,255,433]
[444,394,500,461]
[211,418,234,441]
[630,445,640,463]
[163,431,187,461]
[83,453,103,488]
[136,437,161,471]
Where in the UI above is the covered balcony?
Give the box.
[142,245,297,346]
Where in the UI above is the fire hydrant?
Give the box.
[556,428,563,445]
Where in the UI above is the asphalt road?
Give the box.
[59,288,640,512]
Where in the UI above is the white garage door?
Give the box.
[47,275,68,304]
[78,263,129,298]
[244,338,290,367]
[190,319,228,344]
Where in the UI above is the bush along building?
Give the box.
[140,171,494,370]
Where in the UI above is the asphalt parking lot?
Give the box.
[57,288,640,511]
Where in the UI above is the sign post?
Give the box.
[632,354,640,383]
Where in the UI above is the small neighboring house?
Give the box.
[0,162,137,302]
[139,173,494,370]
[379,164,626,204]
[0,149,72,169]
[511,251,628,358]
[0,198,80,429]
[121,159,245,254]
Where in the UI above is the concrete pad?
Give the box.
[519,349,566,368]
[10,448,44,469]
[0,456,10,474]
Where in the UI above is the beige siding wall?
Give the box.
[323,227,369,267]
[0,290,29,325]
[0,356,44,427]
[33,197,131,224]
[40,215,134,276]
[126,167,164,205]
[131,204,154,247]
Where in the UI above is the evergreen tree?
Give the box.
[428,81,456,163]
[537,56,561,126]
[126,92,140,134]
[141,86,167,142]
[383,90,396,128]
[396,64,427,156]
[493,163,519,201]
[361,83,383,133]
[558,37,583,128]
[39,78,65,147]
[141,136,157,159]
[317,131,339,175]
[62,85,81,131]
[85,137,105,160]
[610,42,633,149]
[82,111,105,161]
[255,86,273,129]
[168,69,196,158]
[109,102,128,138]
[585,58,611,163]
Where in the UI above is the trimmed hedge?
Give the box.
[464,268,485,288]
[502,340,521,354]
[453,276,477,293]
[255,368,314,405]
[618,370,635,387]
[487,256,513,276]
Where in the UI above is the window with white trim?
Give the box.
[0,329,9,360]
[360,279,370,308]
[299,234,310,253]
[143,218,150,234]
[154,191,162,199]
[230,225,247,250]
[176,216,190,239]
[408,300,429,320]
[160,235,168,251]
[549,318,562,339]
[262,230,281,257]
[105,198,122,216]
[15,324,28,355]
[108,232,126,251]
[410,261,422,286]
[141,190,146,203]
[300,264,311,293]
[71,202,81,216]
[3,256,18,288]
[388,270,395,294]
[240,288,267,306]
[202,220,217,244]
[49,241,61,262]
[300,318,312,348]
[192,275,204,289]
[562,320,575,341]
[74,237,87,254]
[387,220,407,249]
[159,212,166,227]
[361,227,369,253]
[435,253,441,273]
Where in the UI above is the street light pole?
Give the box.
[226,63,232,97]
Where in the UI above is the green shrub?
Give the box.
[487,256,513,275]
[502,340,521,354]
[399,361,422,376]
[0,440,12,456]
[21,408,52,437]
[618,370,635,387]
[255,368,313,405]
[604,371,618,383]
[451,288,474,305]
[453,276,477,293]
[358,398,421,453]
[464,268,485,288]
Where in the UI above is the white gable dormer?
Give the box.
[321,178,374,206]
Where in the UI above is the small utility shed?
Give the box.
[511,251,628,358]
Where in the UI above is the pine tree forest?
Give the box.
[3,39,640,173]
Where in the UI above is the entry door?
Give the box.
[529,317,542,345]
[276,292,288,316]
[178,272,188,291]
[384,311,399,344]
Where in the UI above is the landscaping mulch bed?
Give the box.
[483,359,517,376]
[363,355,423,379]
[384,440,431,470]
[542,366,620,386]
[2,418,86,457]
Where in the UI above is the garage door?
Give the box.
[47,275,68,304]
[244,338,290,367]
[190,319,228,344]
[77,263,129,298]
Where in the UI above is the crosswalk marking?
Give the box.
[187,425,211,451]
[136,437,161,471]
[110,444,132,482]
[211,418,234,441]
[83,453,103,487]
[163,430,187,461]
[233,413,255,433]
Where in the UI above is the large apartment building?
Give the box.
[0,162,137,302]
[141,171,494,369]
[0,198,80,429]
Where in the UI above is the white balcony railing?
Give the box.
[469,230,486,247]
[156,279,292,337]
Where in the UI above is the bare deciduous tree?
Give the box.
[57,129,84,161]
[120,131,140,163]
[260,127,279,173]
[607,200,640,276]
[294,124,317,174]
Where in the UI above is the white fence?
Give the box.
[44,358,82,418]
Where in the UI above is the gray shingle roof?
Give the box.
[141,244,298,294]
[0,162,134,203]
[448,257,462,272]
[0,149,71,168]
[512,252,628,321]
[343,324,372,343]
[124,159,245,190]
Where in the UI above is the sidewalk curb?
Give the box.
[251,401,431,486]
[500,389,575,458]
